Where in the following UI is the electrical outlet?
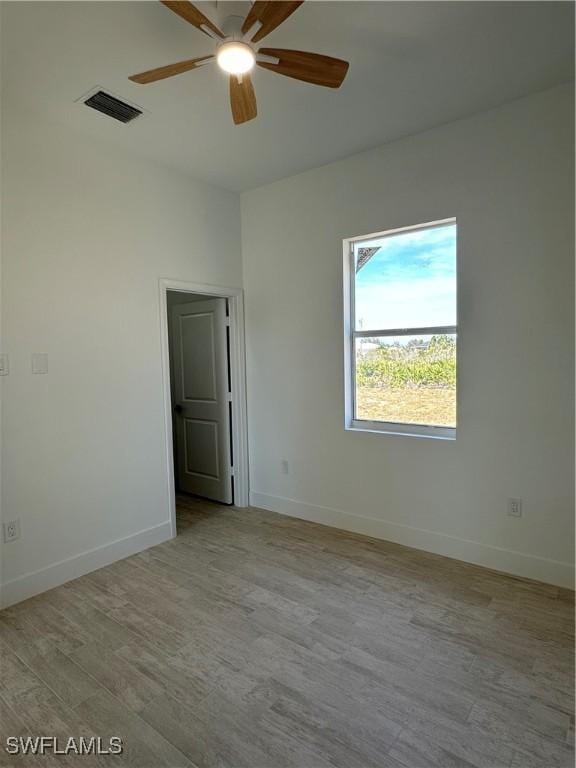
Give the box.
[507,498,523,518]
[281,460,290,475]
[31,353,48,374]
[2,519,21,543]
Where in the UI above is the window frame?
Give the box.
[343,218,457,440]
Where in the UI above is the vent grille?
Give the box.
[83,90,142,123]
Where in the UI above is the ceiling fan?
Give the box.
[129,1,350,125]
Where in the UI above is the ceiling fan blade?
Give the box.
[129,55,214,84]
[160,1,224,39]
[242,2,303,43]
[229,74,257,125]
[257,48,349,88]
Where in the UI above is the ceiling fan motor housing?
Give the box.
[220,13,247,40]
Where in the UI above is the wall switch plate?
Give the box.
[507,498,523,518]
[281,460,290,475]
[31,353,49,374]
[3,519,21,543]
[0,353,8,375]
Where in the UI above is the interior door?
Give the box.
[170,298,232,504]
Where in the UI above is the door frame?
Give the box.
[159,278,250,537]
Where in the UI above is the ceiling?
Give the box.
[2,1,574,191]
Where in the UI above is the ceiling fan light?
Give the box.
[217,42,255,75]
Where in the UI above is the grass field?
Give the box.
[356,385,456,427]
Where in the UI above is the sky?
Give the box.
[354,223,457,332]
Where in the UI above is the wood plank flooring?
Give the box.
[1,495,574,767]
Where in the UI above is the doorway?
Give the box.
[159,279,249,538]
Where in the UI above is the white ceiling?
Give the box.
[2,1,574,191]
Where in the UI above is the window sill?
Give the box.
[346,419,456,441]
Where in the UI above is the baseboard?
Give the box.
[250,492,574,590]
[0,521,173,609]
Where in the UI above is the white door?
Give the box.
[170,298,233,504]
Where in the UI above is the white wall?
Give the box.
[0,110,241,605]
[242,84,575,588]
[0,6,5,594]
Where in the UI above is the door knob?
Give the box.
[174,404,183,414]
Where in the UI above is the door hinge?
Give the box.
[230,467,235,477]
[227,392,232,402]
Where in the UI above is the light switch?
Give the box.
[31,353,49,374]
[0,354,8,376]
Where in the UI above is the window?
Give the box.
[344,219,457,439]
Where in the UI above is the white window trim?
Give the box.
[343,218,457,440]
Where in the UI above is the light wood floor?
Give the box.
[0,495,573,767]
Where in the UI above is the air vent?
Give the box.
[83,90,142,124]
